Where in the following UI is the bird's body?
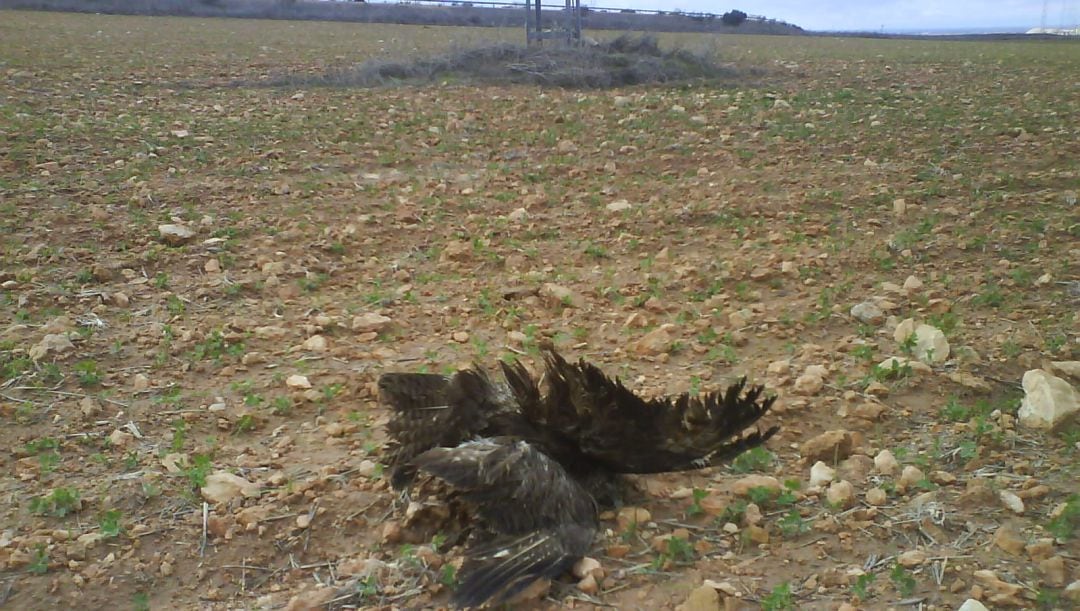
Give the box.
[379,347,778,608]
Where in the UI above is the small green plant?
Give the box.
[99,509,123,538]
[664,536,695,563]
[686,488,708,517]
[298,273,328,293]
[1035,586,1062,609]
[716,500,748,525]
[927,311,959,335]
[439,563,458,587]
[37,450,60,473]
[851,344,875,362]
[166,294,185,316]
[170,419,187,452]
[132,592,151,611]
[28,543,49,574]
[322,383,344,402]
[777,508,809,537]
[184,454,213,489]
[731,446,775,473]
[584,242,609,259]
[1001,340,1022,359]
[476,289,496,317]
[898,332,918,356]
[851,572,877,599]
[73,359,103,386]
[26,437,59,455]
[761,581,795,611]
[192,330,244,362]
[233,414,256,435]
[973,285,1006,308]
[889,562,917,596]
[1046,494,1080,540]
[29,487,81,517]
[153,272,169,289]
[1,352,32,381]
[39,362,63,385]
[868,358,912,383]
[271,396,293,415]
[26,436,60,474]
[747,486,778,507]
[940,396,970,421]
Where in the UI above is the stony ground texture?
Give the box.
[1,11,1078,611]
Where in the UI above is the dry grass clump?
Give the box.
[275,35,739,89]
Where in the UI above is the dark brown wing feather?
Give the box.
[506,348,778,474]
[411,438,597,608]
[380,369,505,488]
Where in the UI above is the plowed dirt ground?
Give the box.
[1,11,1078,611]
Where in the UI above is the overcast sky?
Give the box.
[583,1,1078,32]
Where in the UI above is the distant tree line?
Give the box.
[0,0,804,34]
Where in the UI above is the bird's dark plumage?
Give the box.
[380,347,778,608]
[410,438,597,607]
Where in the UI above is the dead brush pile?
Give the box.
[276,34,739,89]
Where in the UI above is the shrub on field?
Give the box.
[278,34,740,89]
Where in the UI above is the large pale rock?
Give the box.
[838,454,874,482]
[680,584,720,611]
[849,301,884,324]
[1048,361,1080,381]
[285,375,312,389]
[902,275,923,293]
[999,490,1025,514]
[539,283,584,309]
[898,549,927,567]
[873,449,900,475]
[439,240,472,263]
[799,430,855,463]
[158,224,196,245]
[1066,580,1080,603]
[633,324,674,356]
[731,475,781,496]
[865,488,887,505]
[957,599,989,611]
[572,557,602,580]
[1018,369,1079,430]
[993,524,1026,555]
[897,465,926,492]
[301,335,328,352]
[793,369,825,395]
[1039,555,1066,587]
[351,313,394,334]
[29,333,75,361]
[201,471,261,504]
[877,356,933,374]
[616,507,651,530]
[809,461,836,487]
[893,318,949,364]
[826,480,855,508]
[972,569,1024,606]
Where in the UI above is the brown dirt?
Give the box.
[1,10,1078,611]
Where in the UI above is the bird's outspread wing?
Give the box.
[411,438,597,608]
[505,348,779,474]
[380,368,506,488]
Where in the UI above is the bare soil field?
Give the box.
[1,10,1078,611]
